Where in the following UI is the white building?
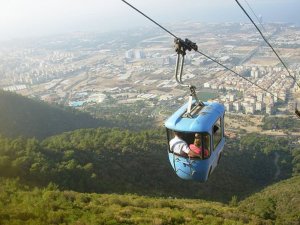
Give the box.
[203,82,210,88]
[256,93,264,102]
[224,102,232,112]
[255,101,264,111]
[244,96,256,104]
[125,49,134,59]
[233,101,241,112]
[245,104,255,114]
[251,67,260,78]
[227,93,236,102]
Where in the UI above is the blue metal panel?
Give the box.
[165,101,225,133]
[168,153,211,181]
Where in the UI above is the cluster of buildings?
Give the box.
[204,66,298,115]
[222,93,278,114]
[0,49,82,86]
[125,49,146,60]
[68,92,106,107]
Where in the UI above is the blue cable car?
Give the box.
[164,38,225,182]
[165,101,225,182]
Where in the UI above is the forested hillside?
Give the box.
[0,91,299,224]
[0,90,109,139]
[239,176,300,224]
[0,176,299,224]
[262,116,300,132]
[0,177,272,225]
[0,128,298,202]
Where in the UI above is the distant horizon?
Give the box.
[0,0,299,42]
[0,20,298,45]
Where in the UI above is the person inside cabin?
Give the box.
[169,131,199,157]
[189,133,209,158]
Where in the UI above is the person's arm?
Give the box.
[185,144,200,157]
[188,149,200,157]
[181,143,192,156]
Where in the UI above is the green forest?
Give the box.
[0,90,111,139]
[262,116,300,132]
[1,176,299,225]
[0,90,299,224]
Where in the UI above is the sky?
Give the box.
[0,0,299,41]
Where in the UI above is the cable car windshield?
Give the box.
[167,129,211,159]
[296,104,300,119]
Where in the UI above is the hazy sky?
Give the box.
[0,0,299,41]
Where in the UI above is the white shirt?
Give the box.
[169,136,190,155]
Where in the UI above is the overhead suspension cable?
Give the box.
[121,0,284,101]
[243,0,267,32]
[235,0,300,89]
[121,0,177,39]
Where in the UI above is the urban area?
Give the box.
[0,22,300,124]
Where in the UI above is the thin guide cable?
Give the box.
[235,0,300,88]
[121,0,177,39]
[243,0,267,32]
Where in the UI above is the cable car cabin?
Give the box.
[165,101,225,182]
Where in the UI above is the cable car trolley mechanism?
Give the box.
[165,38,225,182]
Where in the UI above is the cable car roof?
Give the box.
[165,101,225,133]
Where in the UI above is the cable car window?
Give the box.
[167,129,210,159]
[203,134,211,158]
[213,118,222,150]
[166,130,193,148]
[166,129,175,151]
[188,133,211,159]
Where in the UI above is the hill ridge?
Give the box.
[0,90,108,139]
